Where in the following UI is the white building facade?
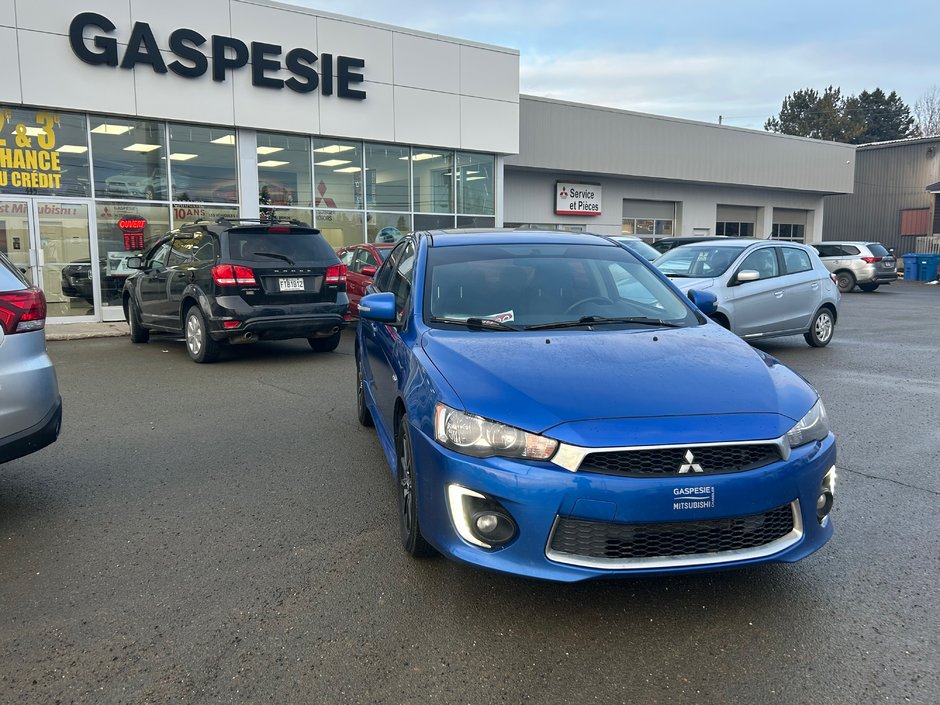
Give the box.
[0,0,855,325]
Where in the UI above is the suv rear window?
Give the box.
[867,244,890,257]
[226,228,337,263]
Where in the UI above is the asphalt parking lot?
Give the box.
[1,282,938,705]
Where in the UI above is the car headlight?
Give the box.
[433,403,558,460]
[786,399,830,447]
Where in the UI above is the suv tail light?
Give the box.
[0,288,47,334]
[212,264,257,286]
[861,256,883,263]
[325,264,347,285]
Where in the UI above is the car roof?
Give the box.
[807,241,881,246]
[425,229,618,248]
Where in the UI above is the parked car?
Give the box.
[0,250,62,464]
[807,241,898,292]
[654,239,839,347]
[651,235,728,254]
[337,243,396,316]
[610,235,661,261]
[122,218,349,363]
[104,171,188,200]
[355,229,836,581]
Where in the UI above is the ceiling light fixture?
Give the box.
[123,143,161,152]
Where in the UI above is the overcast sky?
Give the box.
[292,0,940,130]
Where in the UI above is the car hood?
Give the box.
[421,325,816,439]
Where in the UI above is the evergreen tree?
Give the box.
[765,87,917,143]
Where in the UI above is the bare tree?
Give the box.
[913,86,940,137]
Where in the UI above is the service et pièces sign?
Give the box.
[555,182,602,216]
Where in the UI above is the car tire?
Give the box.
[308,330,341,353]
[144,186,155,200]
[356,359,374,427]
[185,307,220,363]
[127,300,150,344]
[804,308,835,347]
[396,413,435,558]
[858,283,879,292]
[835,271,856,293]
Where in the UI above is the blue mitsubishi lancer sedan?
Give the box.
[355,229,836,582]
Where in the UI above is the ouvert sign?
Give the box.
[67,12,367,99]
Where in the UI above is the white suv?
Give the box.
[808,241,898,293]
[0,252,61,464]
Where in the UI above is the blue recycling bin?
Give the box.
[902,253,918,281]
[917,254,940,282]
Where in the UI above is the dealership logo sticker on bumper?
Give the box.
[673,485,715,510]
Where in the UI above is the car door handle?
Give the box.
[774,291,784,298]
[810,282,819,289]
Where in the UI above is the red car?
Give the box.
[336,243,395,316]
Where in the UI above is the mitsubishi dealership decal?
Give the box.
[555,182,602,216]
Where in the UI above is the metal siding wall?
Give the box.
[509,97,856,194]
[823,140,940,254]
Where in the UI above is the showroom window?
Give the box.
[456,152,495,216]
[90,116,166,201]
[0,107,89,198]
[365,143,409,211]
[94,202,171,306]
[256,131,313,209]
[367,212,411,242]
[413,149,453,213]
[313,138,363,210]
[167,124,239,203]
[316,209,364,249]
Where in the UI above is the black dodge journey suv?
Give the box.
[122,218,349,363]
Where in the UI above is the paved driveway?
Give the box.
[1,282,937,704]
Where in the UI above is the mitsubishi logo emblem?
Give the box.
[678,449,704,474]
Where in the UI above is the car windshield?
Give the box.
[424,243,699,329]
[611,238,661,262]
[655,245,747,278]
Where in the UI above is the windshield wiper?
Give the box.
[525,316,685,331]
[253,252,295,265]
[429,316,520,331]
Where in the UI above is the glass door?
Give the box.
[0,197,98,321]
[0,199,34,283]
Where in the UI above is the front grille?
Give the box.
[579,444,781,476]
[549,504,795,562]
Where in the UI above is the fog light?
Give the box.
[816,491,833,521]
[447,484,518,549]
[471,511,516,545]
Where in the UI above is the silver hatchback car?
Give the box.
[0,251,61,464]
[807,241,898,293]
[655,239,840,347]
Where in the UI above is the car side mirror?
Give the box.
[361,265,377,277]
[688,289,718,315]
[125,256,144,270]
[734,269,760,285]
[359,292,397,323]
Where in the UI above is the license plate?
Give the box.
[278,277,305,292]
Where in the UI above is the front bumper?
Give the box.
[409,424,836,582]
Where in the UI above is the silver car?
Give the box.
[655,239,840,347]
[807,241,898,293]
[0,251,61,464]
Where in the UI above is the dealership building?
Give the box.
[0,0,856,324]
